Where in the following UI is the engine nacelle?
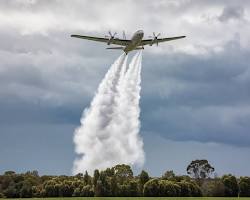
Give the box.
[149,32,160,46]
[106,31,117,45]
[150,38,157,46]
[107,37,114,45]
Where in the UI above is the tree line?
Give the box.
[0,159,249,198]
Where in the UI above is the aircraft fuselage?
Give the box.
[71,30,186,54]
[123,30,144,54]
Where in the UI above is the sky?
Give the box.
[0,0,250,176]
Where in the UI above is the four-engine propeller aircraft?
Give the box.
[71,30,186,54]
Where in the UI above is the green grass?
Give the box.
[4,198,250,200]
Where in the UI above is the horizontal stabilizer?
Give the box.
[106,47,124,50]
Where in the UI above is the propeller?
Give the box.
[105,31,118,45]
[105,31,117,39]
[149,32,161,46]
[122,30,126,40]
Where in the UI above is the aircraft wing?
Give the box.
[71,34,130,46]
[140,36,186,46]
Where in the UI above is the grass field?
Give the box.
[4,198,250,200]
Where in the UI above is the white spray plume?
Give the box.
[73,51,144,174]
[112,51,144,166]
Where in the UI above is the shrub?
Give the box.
[158,180,180,196]
[177,181,191,197]
[143,179,159,196]
[222,174,239,197]
[239,177,250,197]
[81,185,94,197]
[188,181,202,196]
[201,178,225,196]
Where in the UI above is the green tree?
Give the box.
[32,185,43,197]
[187,159,214,184]
[188,181,202,197]
[95,179,104,197]
[72,187,81,197]
[81,185,94,197]
[75,173,83,178]
[110,176,118,196]
[173,175,191,182]
[2,163,250,198]
[177,181,191,197]
[25,170,39,177]
[118,180,139,197]
[20,181,33,198]
[143,179,159,196]
[4,171,16,176]
[162,170,175,180]
[99,171,110,196]
[158,180,179,196]
[4,183,18,198]
[113,164,133,184]
[239,176,250,197]
[222,174,239,197]
[43,180,58,197]
[201,178,225,196]
[58,181,74,197]
[105,167,115,176]
[83,171,91,185]
[93,169,100,187]
[119,184,130,196]
[128,180,139,196]
[138,170,150,194]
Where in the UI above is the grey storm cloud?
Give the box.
[140,37,250,147]
[219,5,245,22]
[1,0,250,168]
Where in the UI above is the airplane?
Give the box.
[71,30,186,54]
